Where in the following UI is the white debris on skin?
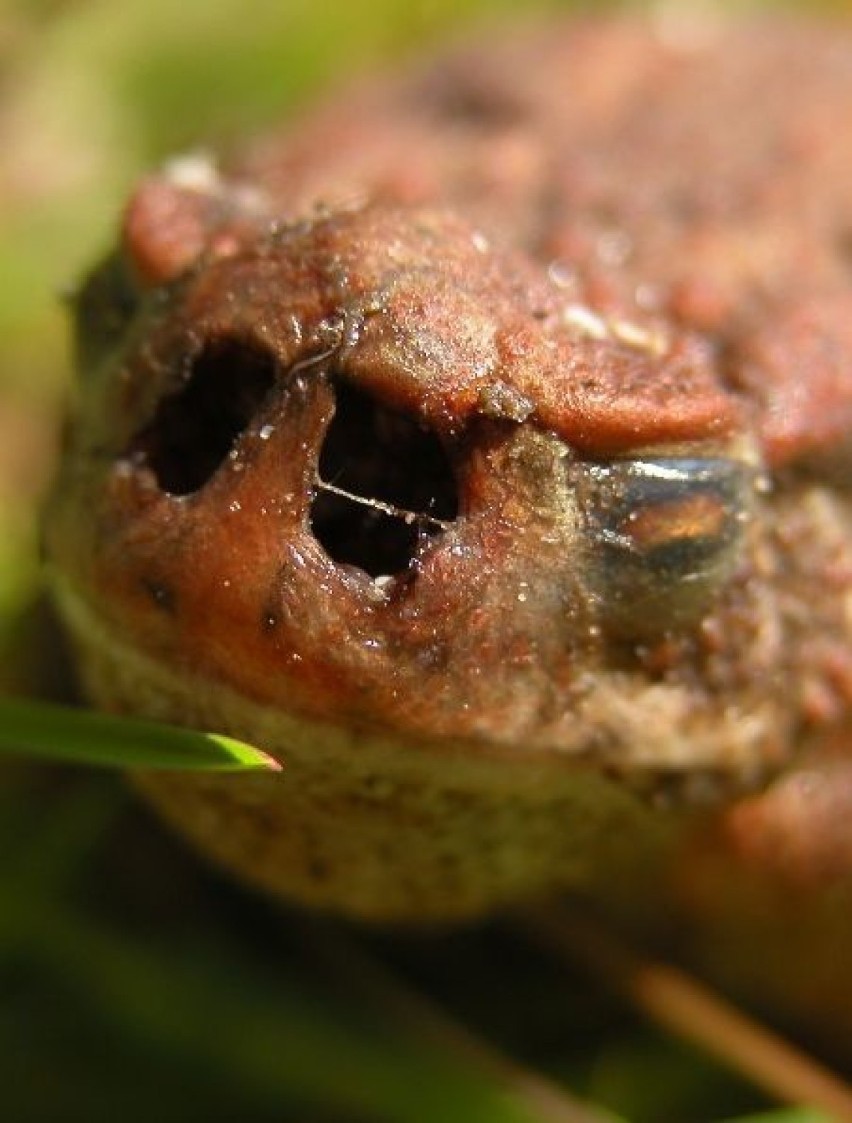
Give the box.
[562,303,609,340]
[163,153,221,192]
[164,151,270,215]
[561,302,669,357]
[608,316,669,357]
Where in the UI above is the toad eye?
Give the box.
[73,251,141,371]
[573,457,753,638]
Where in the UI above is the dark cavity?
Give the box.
[310,381,458,578]
[130,337,277,495]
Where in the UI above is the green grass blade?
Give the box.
[0,697,281,773]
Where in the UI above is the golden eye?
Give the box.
[573,458,753,638]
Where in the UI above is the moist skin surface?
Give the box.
[45,12,852,1048]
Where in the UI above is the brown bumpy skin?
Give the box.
[45,13,852,1050]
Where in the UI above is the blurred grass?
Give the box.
[0,0,849,1120]
[0,698,281,770]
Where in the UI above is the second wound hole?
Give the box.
[129,337,277,495]
[311,382,458,578]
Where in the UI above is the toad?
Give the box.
[44,11,852,1047]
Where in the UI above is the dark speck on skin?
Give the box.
[142,578,176,613]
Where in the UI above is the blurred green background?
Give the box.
[0,1,848,1120]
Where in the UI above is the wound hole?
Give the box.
[130,337,277,495]
[310,381,458,578]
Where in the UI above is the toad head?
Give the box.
[42,169,847,918]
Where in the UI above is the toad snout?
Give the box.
[58,201,754,761]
